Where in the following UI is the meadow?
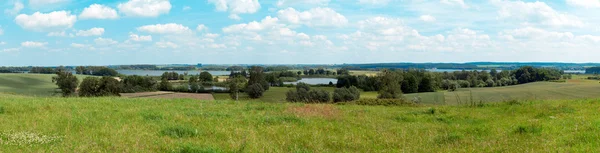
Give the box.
[1,93,600,152]
[0,74,91,96]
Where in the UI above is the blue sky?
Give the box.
[1,0,600,66]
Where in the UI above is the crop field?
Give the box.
[1,93,600,152]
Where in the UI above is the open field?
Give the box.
[1,93,600,152]
[0,74,91,96]
[213,87,336,102]
[349,70,379,76]
[122,92,215,100]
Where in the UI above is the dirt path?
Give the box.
[121,92,215,100]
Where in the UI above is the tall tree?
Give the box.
[52,72,79,97]
[228,76,247,100]
[378,70,402,99]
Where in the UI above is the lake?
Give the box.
[284,78,338,85]
[426,69,503,72]
[116,70,231,76]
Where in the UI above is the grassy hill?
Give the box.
[0,74,91,96]
[0,93,599,152]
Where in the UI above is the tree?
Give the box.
[309,69,315,75]
[199,72,213,82]
[52,72,79,97]
[79,77,101,97]
[159,78,172,91]
[94,67,119,76]
[228,76,247,100]
[297,71,302,76]
[247,66,269,91]
[418,74,435,92]
[333,86,360,102]
[378,71,402,99]
[246,84,265,99]
[401,74,418,94]
[99,77,121,96]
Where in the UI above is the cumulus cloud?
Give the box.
[94,37,118,45]
[197,24,208,32]
[222,16,280,33]
[80,4,119,20]
[494,0,583,27]
[441,0,468,8]
[4,1,24,15]
[155,41,178,48]
[358,0,391,5]
[420,15,436,22]
[15,11,77,32]
[208,0,260,19]
[118,0,171,17]
[70,43,87,48]
[21,41,48,48]
[1,48,20,53]
[566,0,600,8]
[277,7,348,27]
[276,0,330,7]
[137,23,192,34]
[128,34,152,42]
[76,28,105,36]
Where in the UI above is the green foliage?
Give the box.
[379,70,403,99]
[245,83,265,99]
[52,72,79,97]
[160,126,198,138]
[122,75,157,93]
[0,106,4,114]
[286,83,330,103]
[247,66,269,91]
[78,77,122,97]
[159,78,173,91]
[333,86,360,102]
[199,72,213,82]
[173,144,222,153]
[162,72,182,80]
[228,76,247,100]
[354,98,411,106]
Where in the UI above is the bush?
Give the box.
[199,72,213,82]
[333,86,360,102]
[158,78,172,91]
[308,89,330,103]
[286,83,331,103]
[122,75,156,93]
[52,72,79,97]
[246,83,265,99]
[354,98,412,106]
[79,77,122,97]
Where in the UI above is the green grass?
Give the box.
[1,93,600,152]
[0,74,92,96]
[213,87,336,102]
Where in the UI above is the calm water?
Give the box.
[425,69,503,72]
[564,70,585,74]
[116,70,231,76]
[284,78,338,85]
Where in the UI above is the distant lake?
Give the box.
[116,70,231,76]
[284,78,338,85]
[426,69,503,72]
[564,70,585,74]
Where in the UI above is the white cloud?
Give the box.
[4,1,24,15]
[137,23,192,34]
[222,16,280,33]
[70,43,87,48]
[128,34,152,42]
[155,41,178,48]
[441,0,468,8]
[0,42,6,45]
[494,0,583,27]
[29,0,68,7]
[208,0,261,19]
[76,28,105,37]
[1,48,20,53]
[228,14,241,20]
[21,41,48,48]
[94,37,118,45]
[277,7,348,27]
[80,4,119,20]
[567,0,600,8]
[197,24,208,32]
[118,0,171,17]
[420,15,436,22]
[15,11,77,32]
[276,0,330,7]
[183,6,191,11]
[358,0,391,5]
[47,31,68,37]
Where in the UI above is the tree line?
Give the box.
[75,66,119,76]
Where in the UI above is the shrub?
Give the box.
[199,72,213,82]
[308,89,330,103]
[160,126,198,138]
[286,83,331,103]
[122,75,156,93]
[79,77,122,97]
[246,83,265,99]
[354,98,412,106]
[333,86,360,102]
[158,78,172,91]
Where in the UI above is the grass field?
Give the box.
[0,74,92,96]
[213,87,336,102]
[1,93,600,152]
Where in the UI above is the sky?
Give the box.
[1,0,600,66]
